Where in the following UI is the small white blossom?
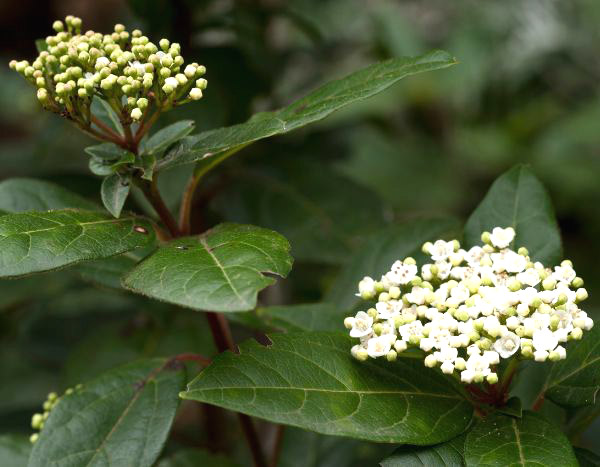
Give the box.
[350,311,373,338]
[489,227,515,249]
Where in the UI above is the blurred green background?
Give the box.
[1,0,599,463]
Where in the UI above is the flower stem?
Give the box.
[137,177,181,238]
[205,312,268,467]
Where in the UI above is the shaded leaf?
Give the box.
[85,143,129,161]
[101,174,131,218]
[123,223,293,312]
[144,120,195,156]
[28,358,185,467]
[464,165,562,265]
[76,253,141,289]
[0,434,31,467]
[0,209,155,278]
[182,332,473,444]
[326,218,459,310]
[91,97,124,136]
[88,152,135,177]
[540,324,600,407]
[213,163,385,264]
[254,303,348,332]
[157,449,238,467]
[159,50,457,169]
[464,411,577,466]
[0,178,98,213]
[574,447,600,467]
[380,434,465,467]
[497,397,523,419]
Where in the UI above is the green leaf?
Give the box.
[123,223,293,312]
[464,411,577,466]
[540,324,600,407]
[497,397,523,419]
[159,50,457,170]
[0,178,98,213]
[0,209,155,278]
[101,174,131,218]
[213,162,385,264]
[29,358,186,467]
[157,449,239,467]
[35,38,48,53]
[76,253,141,289]
[144,120,195,156]
[0,434,31,466]
[85,142,128,160]
[89,152,135,176]
[254,303,348,332]
[326,218,459,310]
[136,153,157,181]
[91,97,124,136]
[380,434,465,467]
[574,447,600,467]
[464,165,562,265]
[182,332,473,444]
[278,427,390,467]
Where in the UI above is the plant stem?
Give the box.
[498,358,520,401]
[90,115,123,142]
[137,177,181,238]
[271,425,285,467]
[135,108,161,144]
[205,312,268,467]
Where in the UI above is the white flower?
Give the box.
[367,335,393,358]
[399,320,424,342]
[165,77,179,88]
[465,354,491,377]
[388,261,418,285]
[405,286,428,305]
[493,332,520,358]
[129,60,147,75]
[532,328,558,352]
[95,56,110,68]
[349,312,373,338]
[463,246,485,267]
[504,251,527,273]
[517,268,541,287]
[357,276,376,298]
[429,240,455,262]
[375,300,401,320]
[553,265,576,284]
[489,227,515,249]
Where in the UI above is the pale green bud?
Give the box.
[31,413,44,429]
[424,354,437,368]
[77,88,87,98]
[576,288,588,302]
[386,350,397,362]
[518,246,529,256]
[189,87,203,100]
[159,67,171,78]
[542,277,556,290]
[389,286,400,299]
[379,292,390,302]
[53,20,64,32]
[30,433,39,444]
[136,97,148,109]
[486,373,498,384]
[131,108,143,121]
[159,38,170,50]
[160,55,173,67]
[521,346,533,359]
[355,348,368,361]
[36,77,46,88]
[175,73,187,85]
[481,231,491,245]
[570,328,583,340]
[548,350,561,362]
[367,308,377,319]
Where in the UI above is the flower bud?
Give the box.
[130,107,143,120]
[386,350,397,362]
[486,373,498,384]
[576,288,588,302]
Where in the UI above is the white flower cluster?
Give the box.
[344,227,592,384]
[10,16,207,123]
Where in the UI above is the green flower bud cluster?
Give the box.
[10,15,207,128]
[29,385,83,444]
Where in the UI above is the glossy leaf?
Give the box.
[159,50,457,169]
[123,223,292,312]
[0,434,31,466]
[144,120,195,155]
[213,162,385,264]
[0,209,155,278]
[380,435,465,467]
[540,324,600,407]
[29,358,185,467]
[497,397,523,419]
[0,178,98,213]
[101,174,131,218]
[464,411,577,466]
[182,332,473,444]
[326,218,459,310]
[464,165,562,265]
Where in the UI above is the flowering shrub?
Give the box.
[346,227,592,386]
[1,12,598,467]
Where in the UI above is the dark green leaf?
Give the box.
[85,143,128,161]
[464,165,562,265]
[497,397,523,419]
[101,174,131,218]
[123,223,293,312]
[91,97,124,136]
[213,163,385,264]
[464,411,577,466]
[0,434,31,467]
[326,218,459,310]
[0,178,98,213]
[35,38,47,53]
[380,434,465,467]
[29,358,185,467]
[76,253,141,289]
[157,449,239,467]
[144,120,195,156]
[0,209,155,278]
[182,332,473,444]
[574,447,600,467]
[254,303,348,332]
[136,153,156,181]
[279,427,391,467]
[540,324,600,407]
[89,152,135,176]
[159,50,457,169]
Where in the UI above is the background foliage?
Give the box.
[1,0,599,464]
